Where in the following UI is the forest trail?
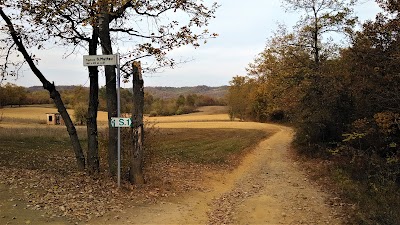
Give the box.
[89,123,343,224]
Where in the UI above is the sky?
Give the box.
[8,0,381,88]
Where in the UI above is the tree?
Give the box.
[0,83,27,107]
[176,95,186,108]
[283,0,357,68]
[245,27,315,121]
[227,76,251,121]
[343,1,400,117]
[280,0,358,148]
[0,7,86,170]
[186,94,196,107]
[130,61,144,184]
[74,102,89,125]
[143,92,154,114]
[13,0,217,180]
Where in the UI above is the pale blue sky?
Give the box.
[9,0,381,88]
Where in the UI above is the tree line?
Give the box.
[0,83,225,120]
[227,0,399,223]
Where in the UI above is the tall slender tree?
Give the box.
[283,0,357,69]
[0,7,86,170]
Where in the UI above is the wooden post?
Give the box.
[130,61,145,184]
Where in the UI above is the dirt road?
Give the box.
[90,123,343,224]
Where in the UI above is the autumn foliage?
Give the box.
[227,0,400,223]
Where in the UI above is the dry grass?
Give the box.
[0,105,273,223]
[149,128,268,165]
[193,106,229,115]
[1,106,58,120]
[0,106,230,126]
[0,106,110,126]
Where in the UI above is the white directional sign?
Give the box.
[111,117,133,128]
[83,55,117,66]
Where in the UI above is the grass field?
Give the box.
[0,105,230,126]
[149,128,267,164]
[0,105,272,222]
[0,105,269,171]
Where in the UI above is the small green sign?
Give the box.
[110,117,132,127]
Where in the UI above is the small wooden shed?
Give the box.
[46,113,64,125]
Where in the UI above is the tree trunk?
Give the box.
[87,27,100,174]
[0,8,86,170]
[130,61,145,184]
[313,7,320,70]
[51,88,86,170]
[98,9,118,176]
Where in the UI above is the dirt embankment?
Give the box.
[89,124,344,224]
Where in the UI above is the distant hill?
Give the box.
[27,85,79,92]
[27,85,228,99]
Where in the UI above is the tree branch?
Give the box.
[110,1,133,22]
[0,7,51,88]
[61,14,91,42]
[109,28,164,39]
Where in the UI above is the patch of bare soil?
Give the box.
[89,124,346,224]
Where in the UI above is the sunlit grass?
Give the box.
[0,105,271,171]
[150,128,268,164]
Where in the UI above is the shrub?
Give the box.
[176,106,195,115]
[149,111,158,117]
[73,103,88,125]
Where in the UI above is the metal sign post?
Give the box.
[83,54,122,187]
[116,53,121,188]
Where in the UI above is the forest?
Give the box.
[227,0,400,223]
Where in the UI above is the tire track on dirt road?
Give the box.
[208,125,343,224]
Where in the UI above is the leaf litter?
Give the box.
[0,157,215,223]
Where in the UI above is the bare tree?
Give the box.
[0,7,86,170]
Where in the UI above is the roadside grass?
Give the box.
[329,158,400,224]
[296,152,400,224]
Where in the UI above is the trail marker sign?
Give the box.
[82,53,123,187]
[111,117,132,128]
[83,55,117,66]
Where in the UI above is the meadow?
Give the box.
[0,105,270,223]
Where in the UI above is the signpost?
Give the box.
[83,54,123,187]
[111,117,133,127]
[83,55,117,66]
